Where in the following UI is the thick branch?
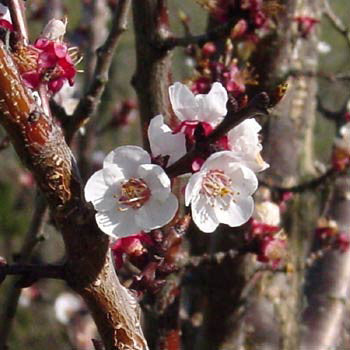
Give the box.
[0,40,148,349]
[132,0,173,150]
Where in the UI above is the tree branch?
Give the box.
[260,166,346,194]
[66,0,132,141]
[323,0,350,52]
[132,0,173,150]
[0,39,148,349]
[156,18,238,50]
[0,263,65,282]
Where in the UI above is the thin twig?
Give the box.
[0,263,65,281]
[287,69,350,82]
[323,0,350,51]
[66,0,132,141]
[156,18,238,50]
[260,167,342,194]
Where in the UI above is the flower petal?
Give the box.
[137,163,171,201]
[84,169,116,211]
[195,82,228,125]
[104,145,151,178]
[135,193,178,231]
[95,209,142,238]
[191,195,219,233]
[185,172,203,206]
[227,164,258,197]
[214,196,254,227]
[148,115,187,166]
[227,118,269,172]
[169,82,199,121]
[102,164,126,187]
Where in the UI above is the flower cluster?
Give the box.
[12,18,77,94]
[85,81,269,238]
[187,42,257,106]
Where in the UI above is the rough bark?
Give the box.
[0,40,148,350]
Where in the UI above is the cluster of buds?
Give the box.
[247,200,287,268]
[315,218,350,253]
[111,217,190,295]
[332,121,350,171]
[13,19,78,94]
[0,7,79,95]
[188,41,257,107]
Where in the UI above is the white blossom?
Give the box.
[169,81,228,126]
[185,151,258,233]
[148,114,186,166]
[227,119,269,172]
[54,292,83,325]
[253,200,281,226]
[84,146,178,238]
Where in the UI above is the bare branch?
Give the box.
[0,263,65,282]
[260,166,346,194]
[66,0,132,141]
[156,18,238,50]
[323,0,350,51]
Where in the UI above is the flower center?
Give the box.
[118,178,151,210]
[201,169,236,207]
